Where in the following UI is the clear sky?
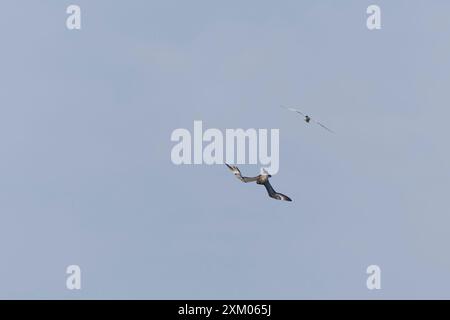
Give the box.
[1,0,450,299]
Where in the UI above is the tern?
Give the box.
[225,164,292,202]
[280,105,334,133]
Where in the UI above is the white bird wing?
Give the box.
[313,120,334,133]
[280,105,305,117]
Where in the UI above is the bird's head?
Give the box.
[261,168,271,177]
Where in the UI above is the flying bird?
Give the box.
[280,105,334,133]
[225,164,292,202]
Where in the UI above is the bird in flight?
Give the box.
[225,164,292,202]
[280,105,334,133]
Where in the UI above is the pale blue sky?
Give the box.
[1,0,450,299]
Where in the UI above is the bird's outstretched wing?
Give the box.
[314,120,335,133]
[262,180,292,201]
[225,164,259,183]
[280,105,305,116]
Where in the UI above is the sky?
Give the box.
[1,0,450,299]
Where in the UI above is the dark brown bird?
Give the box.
[225,164,292,202]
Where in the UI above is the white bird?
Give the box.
[280,105,334,133]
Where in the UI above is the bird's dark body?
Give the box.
[261,180,292,201]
